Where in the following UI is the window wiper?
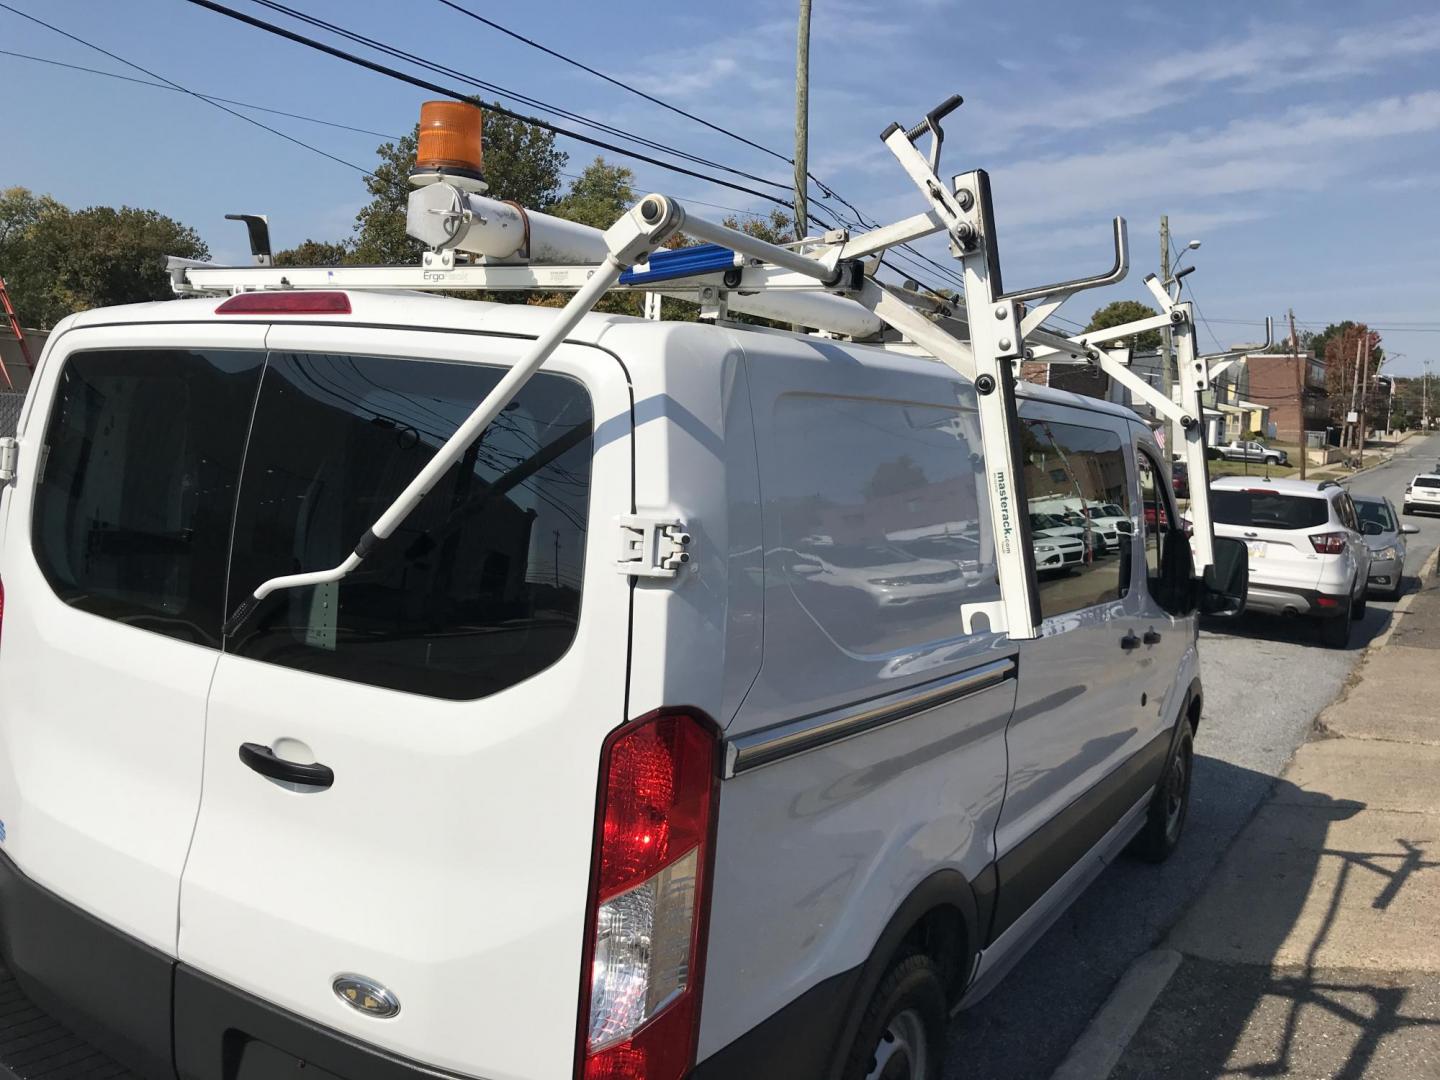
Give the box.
[222,195,682,639]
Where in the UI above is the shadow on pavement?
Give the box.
[1111,775,1440,1080]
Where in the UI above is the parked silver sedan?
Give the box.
[1353,493,1419,600]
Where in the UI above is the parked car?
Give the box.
[1033,532,1086,572]
[1352,493,1419,600]
[1402,473,1440,515]
[1029,511,1099,557]
[1172,460,1190,500]
[0,293,1245,1080]
[1210,477,1371,647]
[1210,439,1288,466]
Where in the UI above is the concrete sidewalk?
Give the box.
[1109,561,1440,1079]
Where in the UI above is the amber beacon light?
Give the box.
[411,100,487,192]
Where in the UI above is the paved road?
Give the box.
[943,432,1440,1080]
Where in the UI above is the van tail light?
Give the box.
[1309,532,1347,554]
[577,709,719,1080]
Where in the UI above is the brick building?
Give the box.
[1242,351,1328,442]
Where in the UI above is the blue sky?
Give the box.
[3,0,1439,374]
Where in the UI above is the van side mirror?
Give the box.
[1361,520,1383,536]
[1115,519,1136,537]
[1200,536,1248,617]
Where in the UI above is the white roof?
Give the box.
[56,291,1144,422]
[1210,476,1334,496]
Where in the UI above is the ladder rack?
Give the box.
[174,96,1229,643]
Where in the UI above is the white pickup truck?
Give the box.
[1210,439,1288,465]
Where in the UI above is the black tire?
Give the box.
[1388,576,1405,601]
[1320,592,1353,648]
[841,950,947,1080]
[1130,721,1194,864]
[1352,589,1367,620]
[1403,504,1414,516]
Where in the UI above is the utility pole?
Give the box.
[1426,360,1432,432]
[793,0,812,243]
[1358,343,1372,463]
[1348,335,1363,452]
[1290,308,1306,480]
[1159,215,1175,453]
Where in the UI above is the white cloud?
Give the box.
[990,92,1440,228]
[977,11,1440,142]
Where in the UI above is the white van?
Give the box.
[0,290,1237,1080]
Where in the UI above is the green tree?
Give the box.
[350,107,566,265]
[725,208,796,245]
[553,158,634,229]
[1085,300,1162,352]
[4,202,208,329]
[274,239,353,266]
[0,187,62,254]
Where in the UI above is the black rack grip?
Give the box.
[906,94,964,140]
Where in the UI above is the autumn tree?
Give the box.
[1321,322,1383,427]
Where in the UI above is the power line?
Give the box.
[241,0,969,294]
[0,2,372,176]
[0,48,404,140]
[244,0,796,197]
[182,0,966,299]
[431,0,795,168]
[183,0,802,208]
[1,46,771,225]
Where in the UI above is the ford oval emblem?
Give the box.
[332,974,400,1019]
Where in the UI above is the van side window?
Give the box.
[1022,418,1130,619]
[772,393,999,653]
[225,353,593,700]
[31,349,265,646]
[1137,452,1173,603]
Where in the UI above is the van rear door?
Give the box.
[175,325,633,1080]
[0,323,268,1077]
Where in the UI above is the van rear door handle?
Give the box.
[239,742,334,790]
[1120,631,1141,651]
[1143,629,1162,645]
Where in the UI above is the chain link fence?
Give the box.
[0,391,26,439]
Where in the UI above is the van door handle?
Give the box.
[1143,629,1162,645]
[238,743,334,790]
[1121,631,1141,651]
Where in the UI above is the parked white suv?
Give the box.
[1210,477,1371,647]
[0,293,1246,1080]
[1402,473,1440,515]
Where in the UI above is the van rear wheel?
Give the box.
[843,950,946,1080]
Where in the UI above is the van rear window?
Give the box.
[226,353,593,700]
[32,349,265,646]
[32,347,594,700]
[1211,490,1329,530]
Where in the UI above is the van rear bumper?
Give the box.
[0,848,466,1080]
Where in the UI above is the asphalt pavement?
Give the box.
[943,432,1440,1080]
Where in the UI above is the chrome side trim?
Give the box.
[723,656,1017,778]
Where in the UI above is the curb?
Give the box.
[1047,949,1182,1080]
[1368,543,1439,653]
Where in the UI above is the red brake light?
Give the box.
[215,291,351,315]
[579,710,719,1080]
[1309,532,1347,554]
